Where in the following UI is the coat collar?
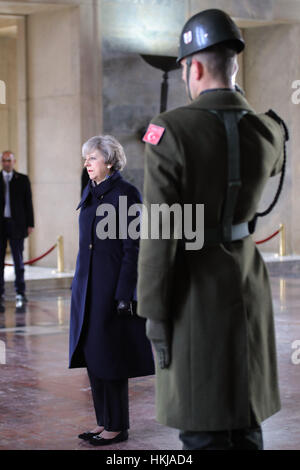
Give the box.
[76,170,122,210]
[189,89,255,113]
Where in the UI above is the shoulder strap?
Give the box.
[209,109,248,242]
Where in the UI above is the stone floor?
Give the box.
[0,272,299,450]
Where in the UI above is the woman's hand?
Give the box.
[117,300,134,316]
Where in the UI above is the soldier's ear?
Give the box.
[192,58,204,81]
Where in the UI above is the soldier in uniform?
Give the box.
[137,9,287,450]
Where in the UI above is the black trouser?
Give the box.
[87,368,129,432]
[179,412,263,450]
[0,218,25,297]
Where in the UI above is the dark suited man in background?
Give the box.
[0,151,34,312]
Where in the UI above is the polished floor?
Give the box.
[0,273,299,450]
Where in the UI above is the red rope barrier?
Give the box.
[255,229,281,245]
[4,243,57,266]
[3,228,281,268]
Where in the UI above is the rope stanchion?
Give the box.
[4,244,57,266]
[4,235,64,271]
[255,229,281,245]
[279,223,286,256]
[254,224,286,256]
[57,236,64,273]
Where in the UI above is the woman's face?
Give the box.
[84,149,111,184]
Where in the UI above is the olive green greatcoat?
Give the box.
[137,90,284,431]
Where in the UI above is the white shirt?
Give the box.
[2,170,13,182]
[2,170,13,217]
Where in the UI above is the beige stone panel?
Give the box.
[0,39,9,103]
[79,0,102,140]
[0,36,17,157]
[9,103,18,155]
[7,43,17,159]
[16,18,26,100]
[80,93,102,142]
[0,108,9,147]
[3,37,17,101]
[0,17,26,169]
[30,181,80,270]
[17,100,27,173]
[27,7,80,99]
[28,94,82,184]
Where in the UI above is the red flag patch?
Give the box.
[143,124,165,145]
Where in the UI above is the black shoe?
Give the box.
[89,430,128,446]
[78,431,102,441]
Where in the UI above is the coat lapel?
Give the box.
[9,170,18,191]
[0,171,4,203]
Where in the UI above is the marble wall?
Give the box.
[26,3,102,269]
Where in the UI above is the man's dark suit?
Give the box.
[0,170,34,297]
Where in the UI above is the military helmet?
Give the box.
[177,9,245,63]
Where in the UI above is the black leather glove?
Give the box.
[146,319,171,369]
[117,300,135,316]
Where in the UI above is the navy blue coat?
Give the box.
[69,171,154,380]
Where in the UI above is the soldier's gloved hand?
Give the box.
[146,319,171,369]
[117,300,133,316]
